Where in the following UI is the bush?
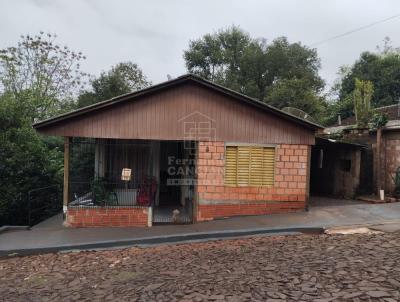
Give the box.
[0,94,63,225]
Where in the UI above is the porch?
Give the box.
[65,138,197,226]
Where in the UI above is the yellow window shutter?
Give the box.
[249,147,264,186]
[224,145,275,187]
[236,146,251,185]
[225,146,238,185]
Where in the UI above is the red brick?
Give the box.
[284,162,294,169]
[215,186,224,193]
[299,156,307,162]
[281,155,290,162]
[285,149,294,156]
[200,152,212,159]
[67,207,149,227]
[212,152,221,160]
[206,186,215,193]
[277,148,285,156]
[294,149,303,156]
[297,182,306,189]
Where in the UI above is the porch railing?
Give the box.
[69,178,157,208]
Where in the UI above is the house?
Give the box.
[324,103,400,197]
[33,74,322,227]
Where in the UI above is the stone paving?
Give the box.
[1,232,400,301]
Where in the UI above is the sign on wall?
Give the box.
[121,168,132,181]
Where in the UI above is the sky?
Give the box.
[1,0,400,91]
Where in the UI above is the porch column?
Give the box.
[94,138,106,178]
[63,137,71,218]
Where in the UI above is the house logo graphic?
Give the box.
[178,111,216,150]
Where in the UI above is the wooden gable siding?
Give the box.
[37,83,315,145]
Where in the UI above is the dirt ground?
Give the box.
[1,232,400,301]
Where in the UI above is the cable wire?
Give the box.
[310,13,400,47]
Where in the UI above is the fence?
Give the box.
[69,178,157,208]
[28,185,62,227]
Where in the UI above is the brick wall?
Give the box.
[382,138,400,193]
[66,207,151,227]
[196,141,310,221]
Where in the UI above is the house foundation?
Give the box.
[66,206,151,227]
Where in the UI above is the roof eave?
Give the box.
[33,74,323,131]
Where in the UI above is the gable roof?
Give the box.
[33,74,323,130]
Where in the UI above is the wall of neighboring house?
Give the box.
[332,128,400,196]
[196,141,310,221]
[310,144,361,198]
[380,131,400,193]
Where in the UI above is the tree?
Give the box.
[338,38,400,111]
[77,62,151,108]
[184,26,250,84]
[353,78,373,128]
[240,37,324,104]
[265,78,326,121]
[0,32,88,120]
[0,93,63,225]
[0,32,86,225]
[184,27,325,119]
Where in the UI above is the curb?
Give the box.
[0,226,324,258]
[0,226,29,234]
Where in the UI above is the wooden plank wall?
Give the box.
[37,83,315,145]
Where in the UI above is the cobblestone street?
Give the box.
[1,232,400,301]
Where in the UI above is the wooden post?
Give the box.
[376,128,382,196]
[63,137,70,218]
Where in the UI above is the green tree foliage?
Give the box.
[265,78,326,118]
[0,32,88,120]
[77,62,151,108]
[0,94,63,225]
[183,27,248,83]
[370,112,388,129]
[0,32,86,225]
[338,38,400,112]
[353,78,373,128]
[184,26,326,120]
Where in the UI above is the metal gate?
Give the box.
[152,200,193,224]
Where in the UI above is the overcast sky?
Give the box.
[1,0,400,91]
